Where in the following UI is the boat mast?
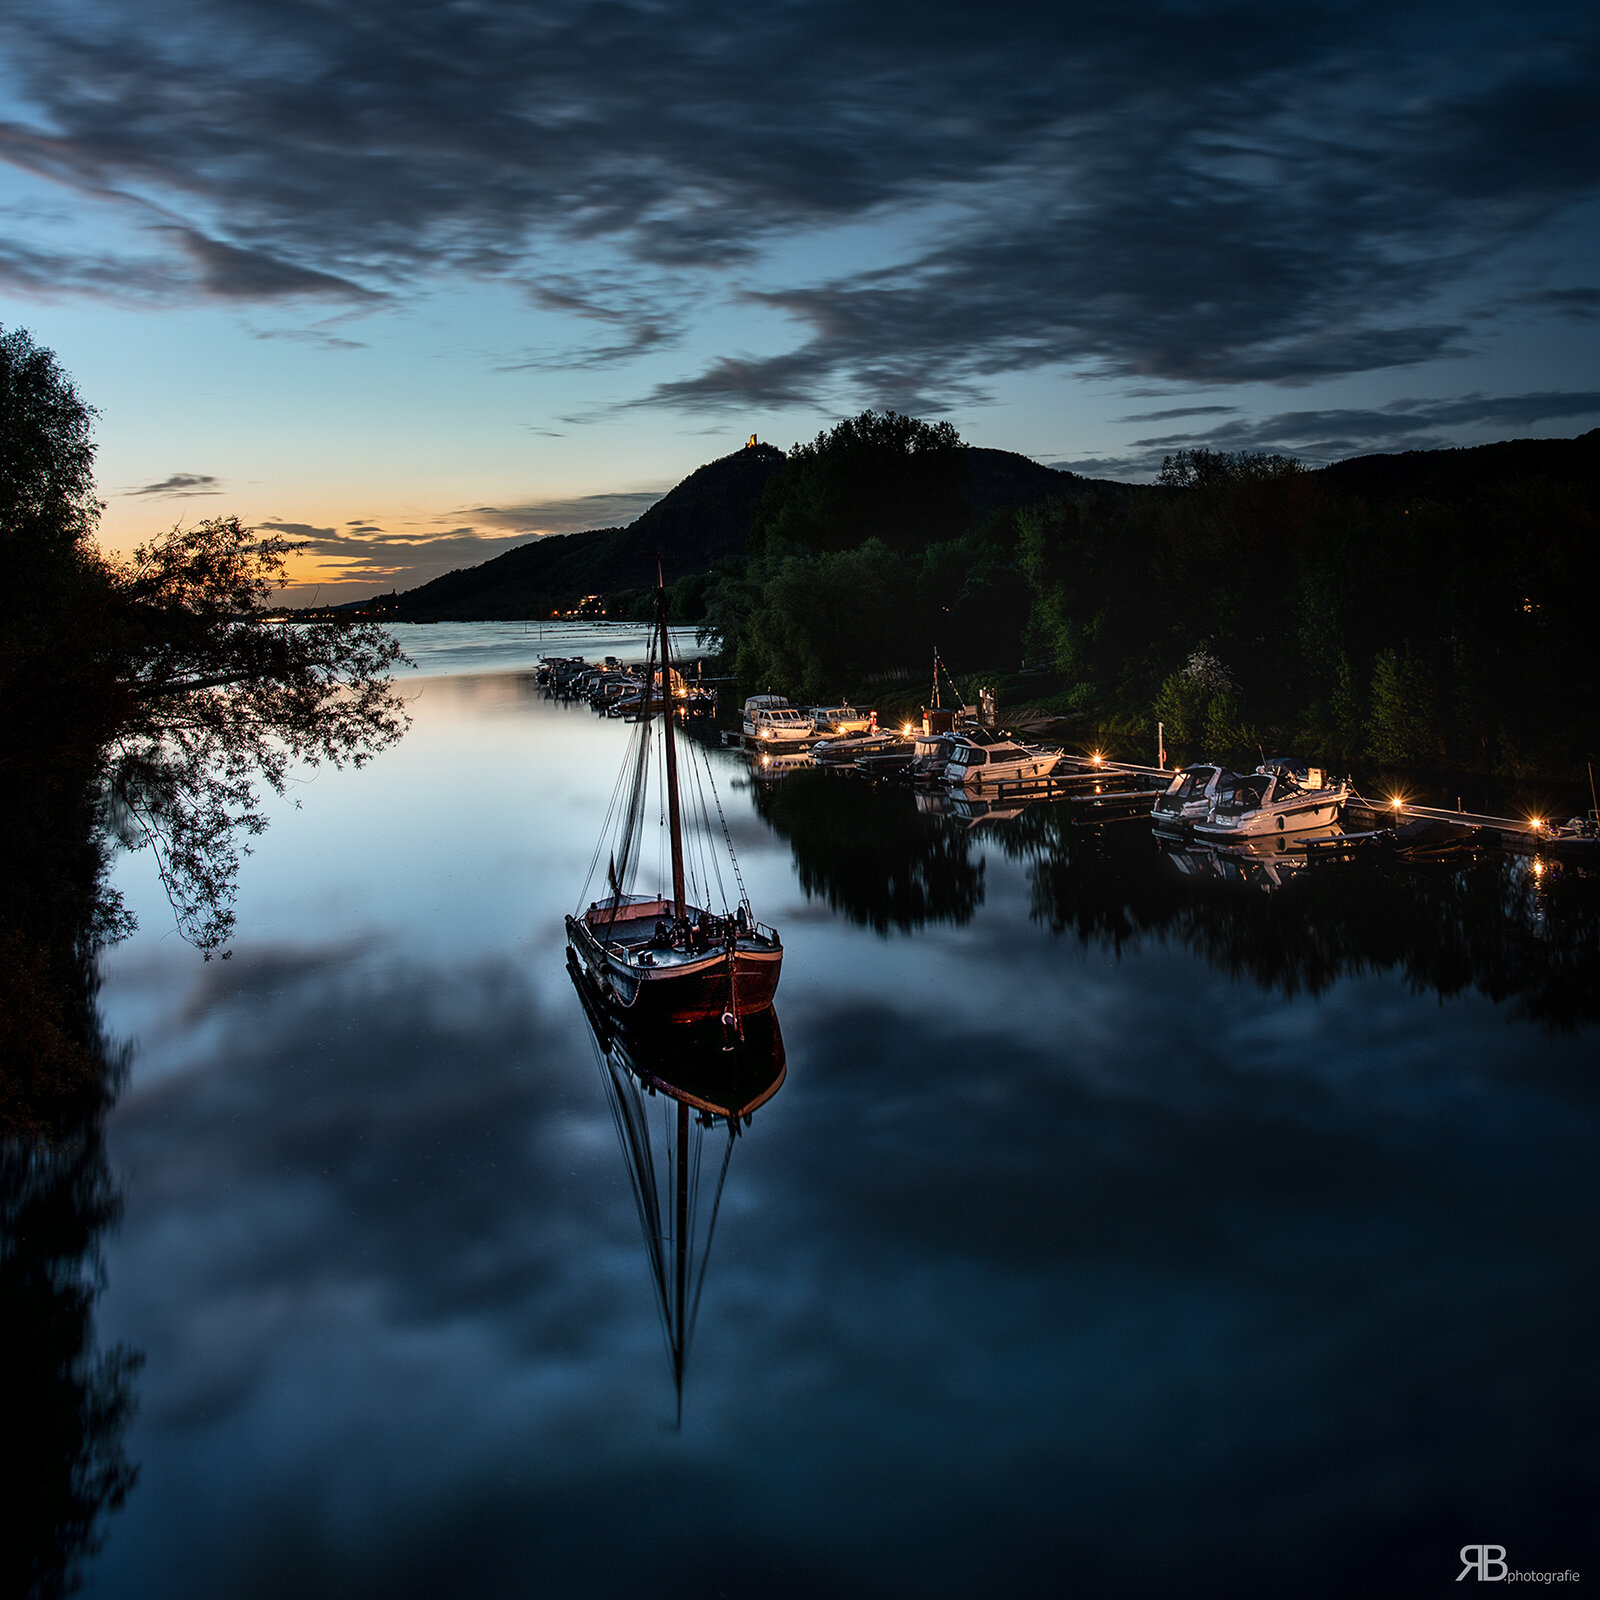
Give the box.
[673,1098,689,1423]
[656,558,687,919]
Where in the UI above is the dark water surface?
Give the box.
[83,628,1598,1598]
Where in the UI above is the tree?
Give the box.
[751,409,966,555]
[0,327,100,586]
[100,517,409,953]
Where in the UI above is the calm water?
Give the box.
[83,625,1598,1597]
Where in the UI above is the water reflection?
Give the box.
[1006,806,1600,1029]
[756,769,1600,1027]
[753,767,984,932]
[569,958,785,1420]
[1,871,142,1598]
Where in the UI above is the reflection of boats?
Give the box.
[941,731,1061,790]
[1192,758,1349,839]
[1151,763,1233,829]
[750,748,814,778]
[570,957,785,1420]
[742,695,811,743]
[567,570,783,1024]
[915,789,1029,828]
[1163,822,1351,889]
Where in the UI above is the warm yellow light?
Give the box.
[1390,796,1404,811]
[902,723,913,736]
[1091,751,1104,766]
[1532,858,1545,878]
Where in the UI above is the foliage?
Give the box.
[1,327,411,964]
[749,409,966,556]
[701,411,1029,693]
[707,413,1597,777]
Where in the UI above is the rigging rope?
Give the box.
[702,746,751,916]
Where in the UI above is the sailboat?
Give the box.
[566,562,783,1025]
[570,957,785,1419]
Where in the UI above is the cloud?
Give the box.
[257,519,533,587]
[124,472,221,497]
[169,227,377,301]
[0,0,1593,405]
[462,491,665,536]
[1051,389,1600,476]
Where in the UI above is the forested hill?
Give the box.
[1316,429,1600,504]
[312,441,1080,621]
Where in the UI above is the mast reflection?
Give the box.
[569,957,786,1420]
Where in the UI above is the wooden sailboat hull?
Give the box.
[566,912,782,1022]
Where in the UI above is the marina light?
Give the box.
[902,723,913,736]
[1390,796,1404,812]
[1090,751,1105,766]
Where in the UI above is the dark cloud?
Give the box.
[1,0,1597,401]
[169,227,377,300]
[124,472,221,497]
[256,519,532,587]
[463,491,665,536]
[1052,388,1600,474]
[1117,406,1241,423]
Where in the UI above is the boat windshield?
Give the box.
[1164,766,1214,798]
[1215,774,1272,814]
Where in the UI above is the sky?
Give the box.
[2,0,1598,605]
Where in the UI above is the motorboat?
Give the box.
[742,695,812,743]
[1150,763,1233,829]
[568,572,783,1024]
[940,730,1062,790]
[811,729,903,764]
[810,704,872,736]
[1192,758,1350,840]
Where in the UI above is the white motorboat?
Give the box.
[1192,758,1350,840]
[810,703,872,736]
[742,695,812,743]
[1151,763,1234,829]
[941,731,1061,790]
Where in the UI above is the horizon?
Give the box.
[3,0,1596,605]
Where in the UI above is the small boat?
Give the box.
[810,703,872,737]
[742,695,812,743]
[811,729,903,763]
[1534,810,1600,866]
[568,570,783,1024]
[1150,763,1233,829]
[940,730,1061,790]
[907,727,959,781]
[1192,758,1350,840]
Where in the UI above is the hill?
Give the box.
[312,440,1086,621]
[1314,429,1600,504]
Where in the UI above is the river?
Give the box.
[79,623,1598,1597]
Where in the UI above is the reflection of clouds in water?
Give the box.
[95,918,1600,1598]
[88,663,1600,1596]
